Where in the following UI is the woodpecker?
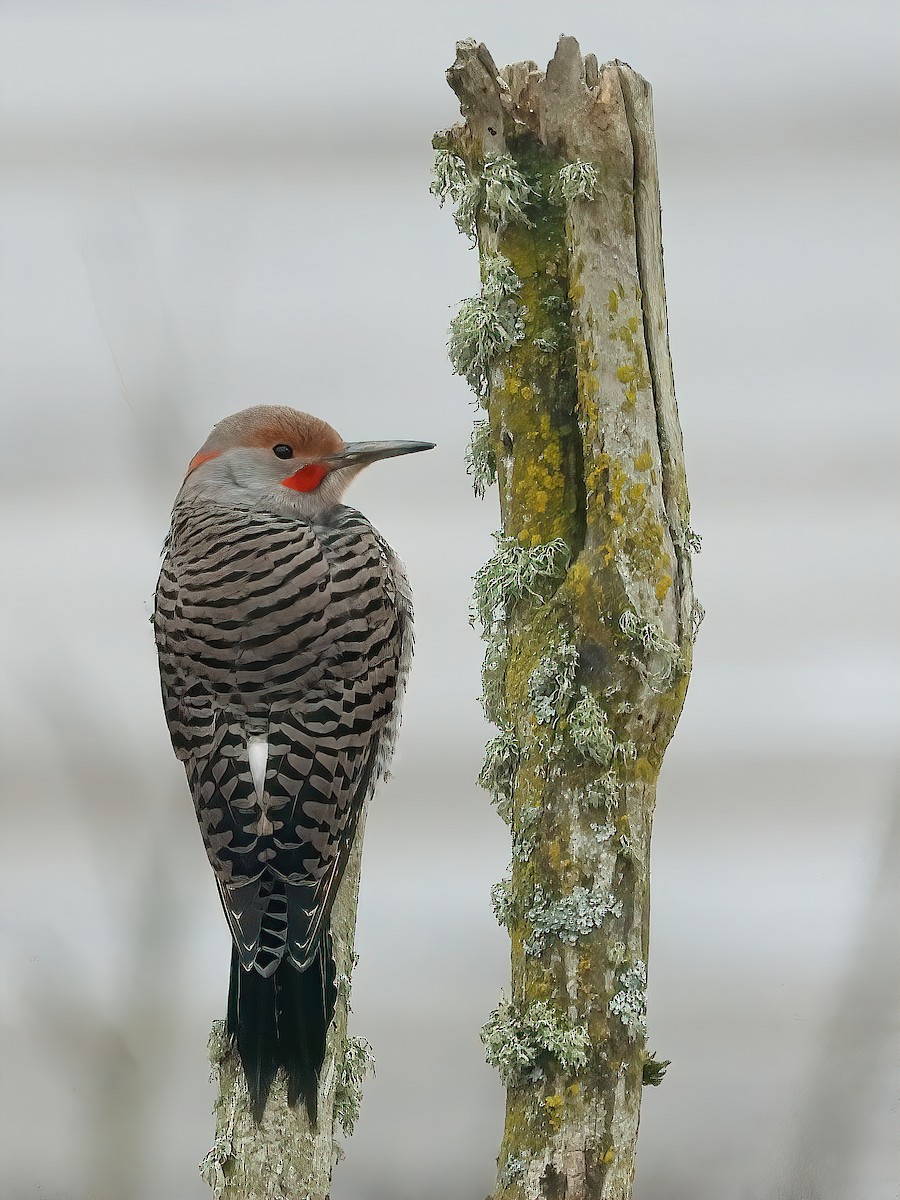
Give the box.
[153,405,433,1121]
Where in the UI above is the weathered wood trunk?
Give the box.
[433,37,698,1199]
[199,823,372,1200]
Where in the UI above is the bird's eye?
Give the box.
[273,444,293,460]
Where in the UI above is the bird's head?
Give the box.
[178,405,435,517]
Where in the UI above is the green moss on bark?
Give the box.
[435,40,695,1200]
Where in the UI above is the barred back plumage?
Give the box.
[154,494,413,1119]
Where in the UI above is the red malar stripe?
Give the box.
[281,463,328,492]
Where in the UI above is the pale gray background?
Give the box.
[1,2,897,1198]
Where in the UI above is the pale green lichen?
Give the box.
[617,830,638,862]
[432,150,535,237]
[528,635,579,725]
[609,961,647,1038]
[448,254,524,401]
[478,728,520,820]
[430,149,469,200]
[472,534,570,634]
[609,940,628,968]
[481,253,522,298]
[199,1105,234,1200]
[430,149,480,238]
[582,772,620,810]
[482,152,535,230]
[525,883,623,956]
[619,610,683,692]
[552,159,599,203]
[542,292,568,315]
[619,611,682,661]
[512,802,542,862]
[590,820,616,842]
[479,627,510,728]
[491,876,517,927]
[333,1036,375,1137]
[482,998,589,1085]
[568,688,632,766]
[466,418,497,499]
[499,1154,527,1185]
[642,1050,671,1086]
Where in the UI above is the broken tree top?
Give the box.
[438,35,651,167]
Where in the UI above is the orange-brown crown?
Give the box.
[187,406,344,474]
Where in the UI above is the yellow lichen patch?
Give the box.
[524,971,554,1002]
[587,1010,609,1043]
[608,459,628,509]
[670,673,691,711]
[623,513,668,580]
[542,440,562,470]
[502,1092,530,1145]
[634,451,653,472]
[492,214,583,549]
[544,1093,564,1131]
[546,838,572,874]
[568,556,591,595]
[585,446,674,585]
[612,321,637,352]
[617,363,637,384]
[504,639,541,710]
[655,574,672,601]
[524,488,549,514]
[632,756,658,784]
[602,1147,615,1165]
[584,467,602,498]
[500,407,572,543]
[566,1082,581,1097]
[500,221,541,282]
[608,290,619,314]
[576,951,597,1000]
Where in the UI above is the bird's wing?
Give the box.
[209,654,399,973]
[158,505,412,975]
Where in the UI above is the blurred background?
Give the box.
[1,2,897,1197]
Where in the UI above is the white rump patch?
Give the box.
[247,736,269,803]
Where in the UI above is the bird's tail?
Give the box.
[226,934,336,1124]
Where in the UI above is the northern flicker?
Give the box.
[153,405,433,1121]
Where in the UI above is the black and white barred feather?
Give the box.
[154,497,412,1118]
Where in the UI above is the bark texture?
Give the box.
[434,37,697,1200]
[199,818,370,1200]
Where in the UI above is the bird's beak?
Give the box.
[322,440,436,471]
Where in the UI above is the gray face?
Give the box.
[177,446,357,518]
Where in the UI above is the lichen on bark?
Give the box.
[434,36,697,1200]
